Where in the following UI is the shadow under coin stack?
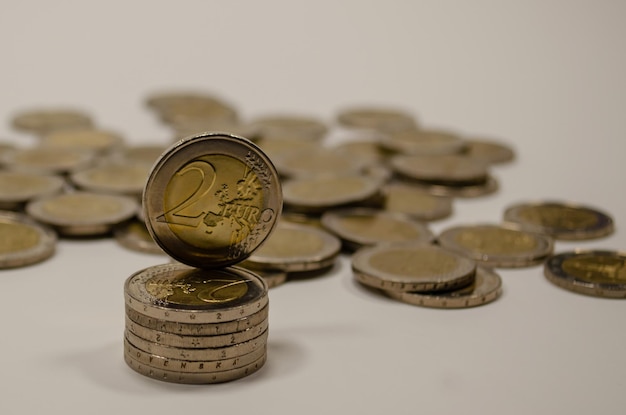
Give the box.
[123,132,282,384]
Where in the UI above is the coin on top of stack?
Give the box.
[125,131,282,384]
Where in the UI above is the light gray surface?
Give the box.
[1,2,625,414]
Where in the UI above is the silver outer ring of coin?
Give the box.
[321,208,435,249]
[113,221,165,255]
[0,171,66,207]
[394,175,499,198]
[384,267,502,308]
[125,329,268,361]
[125,315,268,349]
[503,200,615,240]
[242,222,341,272]
[0,211,57,268]
[351,242,476,292]
[25,191,139,236]
[124,348,266,384]
[437,223,554,268]
[544,250,626,298]
[382,182,453,221]
[124,337,267,374]
[125,304,269,336]
[282,174,383,213]
[143,132,282,269]
[124,263,269,324]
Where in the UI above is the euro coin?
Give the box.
[114,220,165,255]
[380,129,466,156]
[336,107,417,132]
[0,211,57,268]
[11,108,93,135]
[382,182,453,221]
[70,161,152,198]
[0,171,65,210]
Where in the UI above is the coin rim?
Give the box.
[0,211,57,268]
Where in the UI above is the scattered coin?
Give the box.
[26,191,138,236]
[544,250,626,298]
[11,108,93,135]
[251,115,327,140]
[437,224,554,268]
[390,154,489,185]
[1,147,96,175]
[463,139,515,164]
[395,174,499,198]
[321,208,435,251]
[0,171,65,210]
[108,144,167,165]
[70,161,152,198]
[352,242,476,292]
[503,201,614,240]
[143,132,282,269]
[382,182,453,221]
[40,128,124,154]
[384,266,502,308]
[114,220,165,255]
[337,107,418,132]
[380,129,466,156]
[273,147,369,178]
[0,211,57,268]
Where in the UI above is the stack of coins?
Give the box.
[123,132,282,383]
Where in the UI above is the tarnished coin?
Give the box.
[352,242,476,292]
[380,129,466,156]
[11,109,93,135]
[125,329,268,361]
[321,208,435,251]
[384,266,502,308]
[382,182,453,221]
[0,211,57,268]
[114,220,165,255]
[251,115,327,140]
[26,191,138,236]
[390,154,489,185]
[124,349,266,384]
[0,171,65,210]
[125,315,268,348]
[125,304,269,336]
[40,128,124,154]
[273,147,369,178]
[438,224,554,268]
[241,222,341,272]
[503,201,614,240]
[124,263,269,324]
[336,107,417,132]
[124,337,267,374]
[463,139,515,164]
[1,147,96,175]
[70,161,152,198]
[396,175,499,198]
[282,174,382,214]
[143,132,282,269]
[544,250,626,298]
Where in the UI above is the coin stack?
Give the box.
[122,132,282,383]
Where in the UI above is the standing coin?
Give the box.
[26,191,138,236]
[143,132,282,269]
[503,201,614,240]
[384,267,502,308]
[544,250,626,298]
[438,224,554,268]
[322,208,434,251]
[352,242,476,292]
[0,211,57,268]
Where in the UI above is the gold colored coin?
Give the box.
[26,191,138,236]
[352,242,476,292]
[382,182,453,221]
[384,267,502,308]
[0,211,57,268]
[438,224,554,268]
[124,263,269,323]
[143,132,282,268]
[0,171,65,210]
[321,208,434,251]
[503,201,614,240]
[2,147,96,175]
[273,147,368,178]
[242,221,341,272]
[544,250,626,298]
[70,161,152,197]
[11,109,93,135]
[41,128,124,154]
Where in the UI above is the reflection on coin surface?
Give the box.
[438,224,554,268]
[0,211,57,268]
[143,132,282,269]
[382,182,453,221]
[544,250,626,298]
[125,263,269,323]
[336,107,417,132]
[114,220,165,255]
[322,208,434,250]
[41,128,124,154]
[242,221,341,272]
[11,109,93,135]
[0,171,65,209]
[352,242,476,292]
[384,267,502,308]
[503,201,614,240]
[26,191,138,236]
[282,174,382,213]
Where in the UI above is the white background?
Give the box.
[0,1,625,414]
